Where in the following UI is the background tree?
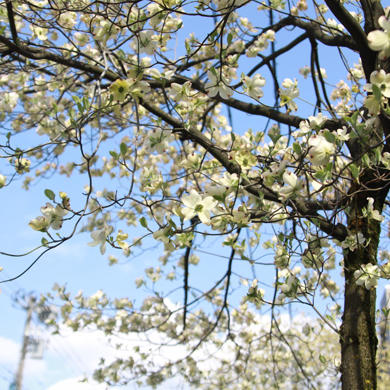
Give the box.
[1,0,390,388]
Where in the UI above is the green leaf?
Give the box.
[44,189,55,201]
[82,96,90,111]
[41,237,49,246]
[140,217,148,228]
[323,130,336,144]
[240,253,250,261]
[314,169,328,182]
[72,95,84,113]
[311,218,321,227]
[325,161,333,172]
[269,126,281,143]
[344,110,359,127]
[362,153,371,167]
[374,147,382,164]
[372,84,382,102]
[185,40,191,54]
[227,32,233,45]
[382,308,390,317]
[349,163,360,180]
[116,49,126,59]
[319,355,326,364]
[209,31,217,42]
[168,218,177,229]
[213,194,226,202]
[109,150,118,159]
[292,142,302,155]
[70,117,77,128]
[120,143,127,156]
[209,67,217,78]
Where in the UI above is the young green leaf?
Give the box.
[44,189,55,201]
[120,143,127,156]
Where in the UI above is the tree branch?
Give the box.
[360,0,384,34]
[140,97,348,240]
[325,0,376,78]
[5,0,18,44]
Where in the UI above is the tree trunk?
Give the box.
[341,259,377,390]
[340,212,381,390]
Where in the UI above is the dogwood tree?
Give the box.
[1,0,390,388]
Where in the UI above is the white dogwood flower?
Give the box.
[308,134,336,166]
[354,263,381,289]
[242,74,266,100]
[29,202,68,232]
[364,70,390,98]
[279,171,303,199]
[206,71,233,100]
[366,197,384,222]
[181,190,218,224]
[88,224,113,254]
[367,16,390,59]
[40,202,68,230]
[0,174,5,188]
[279,78,299,111]
[29,216,50,232]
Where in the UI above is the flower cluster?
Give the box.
[110,78,151,102]
[241,73,266,100]
[336,231,366,252]
[364,70,390,114]
[246,30,275,57]
[279,78,299,111]
[354,263,381,289]
[243,279,265,308]
[29,202,68,232]
[279,171,303,199]
[180,190,218,224]
[307,134,336,166]
[0,175,6,188]
[367,15,390,60]
[169,81,193,101]
[0,92,18,112]
[362,197,384,222]
[277,267,303,301]
[116,230,131,257]
[205,71,233,100]
[88,224,113,254]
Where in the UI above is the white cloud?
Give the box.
[0,336,19,366]
[1,309,320,390]
[47,377,108,390]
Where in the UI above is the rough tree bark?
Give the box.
[341,169,389,389]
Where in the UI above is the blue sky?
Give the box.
[0,198,192,388]
[1,4,390,389]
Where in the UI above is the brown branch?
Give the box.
[6,0,18,44]
[325,0,376,78]
[162,75,345,130]
[247,33,308,78]
[140,97,347,240]
[360,0,384,34]
[286,15,357,50]
[0,34,119,81]
[176,14,356,73]
[0,26,347,240]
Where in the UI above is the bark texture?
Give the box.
[341,252,378,390]
[341,190,383,390]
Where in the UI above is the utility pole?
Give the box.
[378,285,390,384]
[380,285,390,345]
[10,295,36,390]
